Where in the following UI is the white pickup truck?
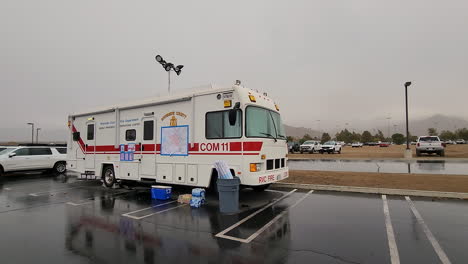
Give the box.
[300,140,321,154]
[319,141,342,154]
[416,136,445,157]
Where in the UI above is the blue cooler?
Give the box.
[151,185,172,200]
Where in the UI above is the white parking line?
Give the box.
[215,189,297,241]
[122,200,188,220]
[29,186,84,197]
[236,190,314,243]
[382,195,400,264]
[405,196,452,264]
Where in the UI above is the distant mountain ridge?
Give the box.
[285,115,468,139]
[284,125,321,139]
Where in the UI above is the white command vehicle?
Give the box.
[300,140,320,154]
[416,136,445,157]
[66,84,288,191]
[0,146,67,176]
[319,141,342,154]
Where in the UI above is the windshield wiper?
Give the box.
[260,132,277,142]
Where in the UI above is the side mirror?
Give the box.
[9,153,16,158]
[228,109,237,126]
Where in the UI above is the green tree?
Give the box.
[427,128,438,136]
[286,136,295,142]
[361,130,373,143]
[439,130,456,141]
[321,133,331,143]
[391,133,405,145]
[299,134,312,144]
[455,128,468,140]
[374,130,385,142]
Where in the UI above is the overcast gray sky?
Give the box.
[1,0,467,141]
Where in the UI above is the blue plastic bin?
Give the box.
[151,185,172,200]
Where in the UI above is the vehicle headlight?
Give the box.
[250,163,262,172]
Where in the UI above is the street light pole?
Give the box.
[405,82,412,151]
[36,128,41,144]
[27,123,34,144]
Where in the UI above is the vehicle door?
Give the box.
[6,148,33,171]
[140,117,156,176]
[85,122,96,169]
[29,148,53,169]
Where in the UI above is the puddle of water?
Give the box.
[288,159,468,175]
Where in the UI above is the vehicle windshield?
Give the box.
[303,141,315,145]
[324,141,335,145]
[420,137,440,142]
[246,106,286,140]
[0,148,16,155]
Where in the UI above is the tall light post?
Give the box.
[27,123,34,144]
[36,128,41,144]
[155,55,184,93]
[404,82,412,157]
[386,116,391,140]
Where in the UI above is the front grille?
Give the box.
[267,158,286,170]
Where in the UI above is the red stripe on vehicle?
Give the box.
[230,142,242,151]
[243,142,263,151]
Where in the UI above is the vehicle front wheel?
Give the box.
[416,150,421,157]
[337,149,341,154]
[103,166,116,188]
[53,162,67,174]
[252,184,270,192]
[440,150,445,157]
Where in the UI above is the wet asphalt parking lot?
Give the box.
[0,172,467,264]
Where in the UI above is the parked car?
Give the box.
[456,139,466,144]
[319,141,342,154]
[351,142,363,148]
[0,146,15,153]
[300,140,321,154]
[379,142,390,147]
[416,136,445,157]
[287,142,300,153]
[0,146,67,176]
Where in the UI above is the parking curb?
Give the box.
[272,183,468,199]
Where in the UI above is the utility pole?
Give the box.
[27,123,34,144]
[404,82,412,158]
[36,128,41,144]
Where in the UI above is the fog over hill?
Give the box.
[285,114,468,139]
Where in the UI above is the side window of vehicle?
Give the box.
[30,148,52,155]
[205,110,242,139]
[56,148,67,154]
[126,129,136,141]
[143,120,154,141]
[14,148,31,156]
[87,124,94,140]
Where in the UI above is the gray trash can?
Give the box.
[217,177,240,214]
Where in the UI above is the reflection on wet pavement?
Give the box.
[289,159,468,175]
[0,172,467,263]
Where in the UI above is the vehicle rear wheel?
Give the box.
[53,162,67,174]
[300,151,303,154]
[103,166,116,188]
[337,149,341,154]
[440,150,445,157]
[252,184,270,192]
